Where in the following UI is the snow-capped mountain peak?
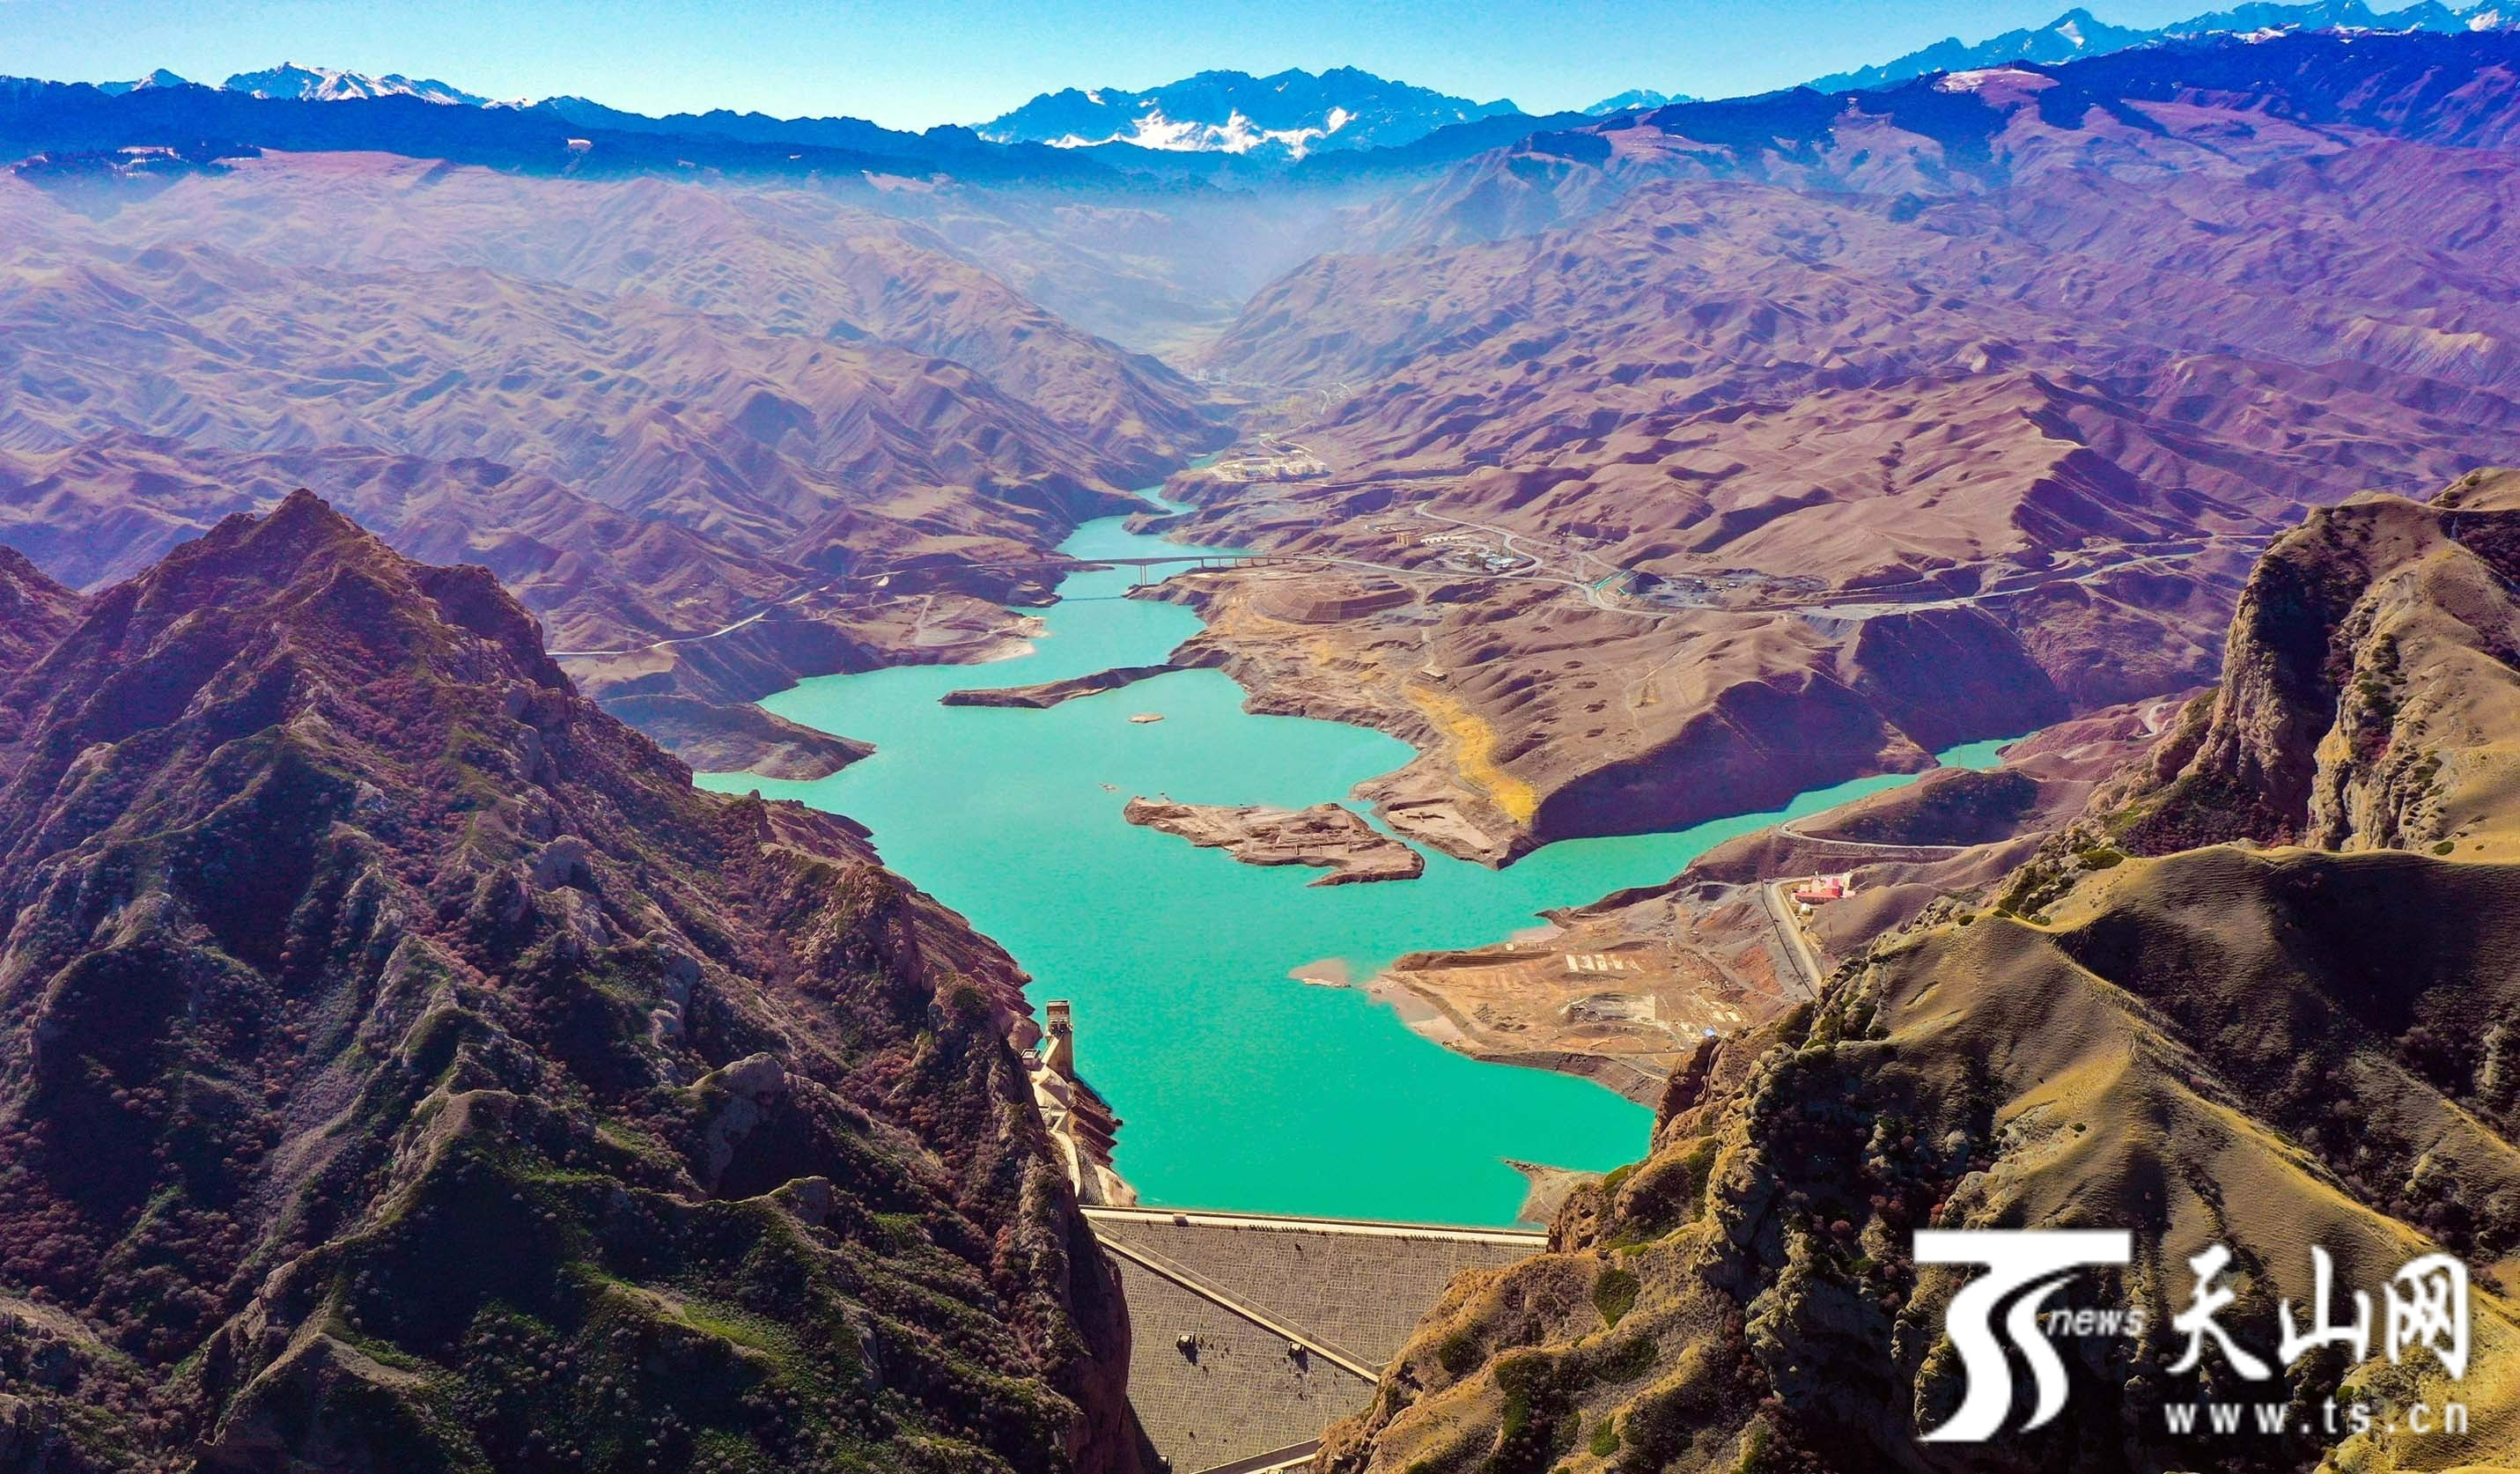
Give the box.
[221,63,490,107]
[1585,88,1690,115]
[1072,105,1340,158]
[94,69,192,96]
[1808,0,2514,93]
[979,67,1519,159]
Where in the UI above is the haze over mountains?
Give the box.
[12,23,2520,854]
[1140,26,2520,866]
[0,153,1242,781]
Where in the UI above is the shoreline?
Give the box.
[1366,972,1675,1108]
[698,483,2030,1227]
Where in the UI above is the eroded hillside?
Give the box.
[0,156,1227,777]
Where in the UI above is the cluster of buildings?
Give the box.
[1791,871,1853,907]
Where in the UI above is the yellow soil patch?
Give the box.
[1408,685,1539,824]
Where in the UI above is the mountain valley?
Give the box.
[1152,32,2520,861]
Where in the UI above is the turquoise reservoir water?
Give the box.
[700,505,2011,1226]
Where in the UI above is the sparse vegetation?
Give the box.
[1592,1268,1639,1329]
[1588,1417,1621,1456]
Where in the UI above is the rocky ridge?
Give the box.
[0,546,77,759]
[0,493,1139,1473]
[0,546,75,680]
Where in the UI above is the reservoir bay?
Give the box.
[701,500,2012,1227]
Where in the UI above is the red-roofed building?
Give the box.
[1792,873,1850,905]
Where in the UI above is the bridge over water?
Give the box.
[828,549,1301,590]
[1079,551,1296,585]
[1082,553,1279,569]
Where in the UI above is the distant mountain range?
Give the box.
[32,0,2520,178]
[954,0,2520,158]
[1806,0,2512,92]
[89,62,505,106]
[0,70,1117,188]
[974,67,1518,158]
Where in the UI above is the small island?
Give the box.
[940,663,1180,709]
[1122,798,1425,885]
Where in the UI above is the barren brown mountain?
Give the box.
[49,152,1219,477]
[1158,73,2520,861]
[0,158,1236,772]
[1317,473,2520,1473]
[0,492,1138,1472]
[0,184,1146,562]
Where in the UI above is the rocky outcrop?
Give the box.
[941,664,1182,709]
[1798,766,2039,847]
[0,546,78,762]
[2118,469,2520,859]
[1528,670,1937,850]
[0,492,1139,1473]
[1121,797,1425,884]
[0,546,77,679]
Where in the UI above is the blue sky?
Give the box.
[0,0,2440,128]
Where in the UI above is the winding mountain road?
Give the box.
[547,491,2259,667]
